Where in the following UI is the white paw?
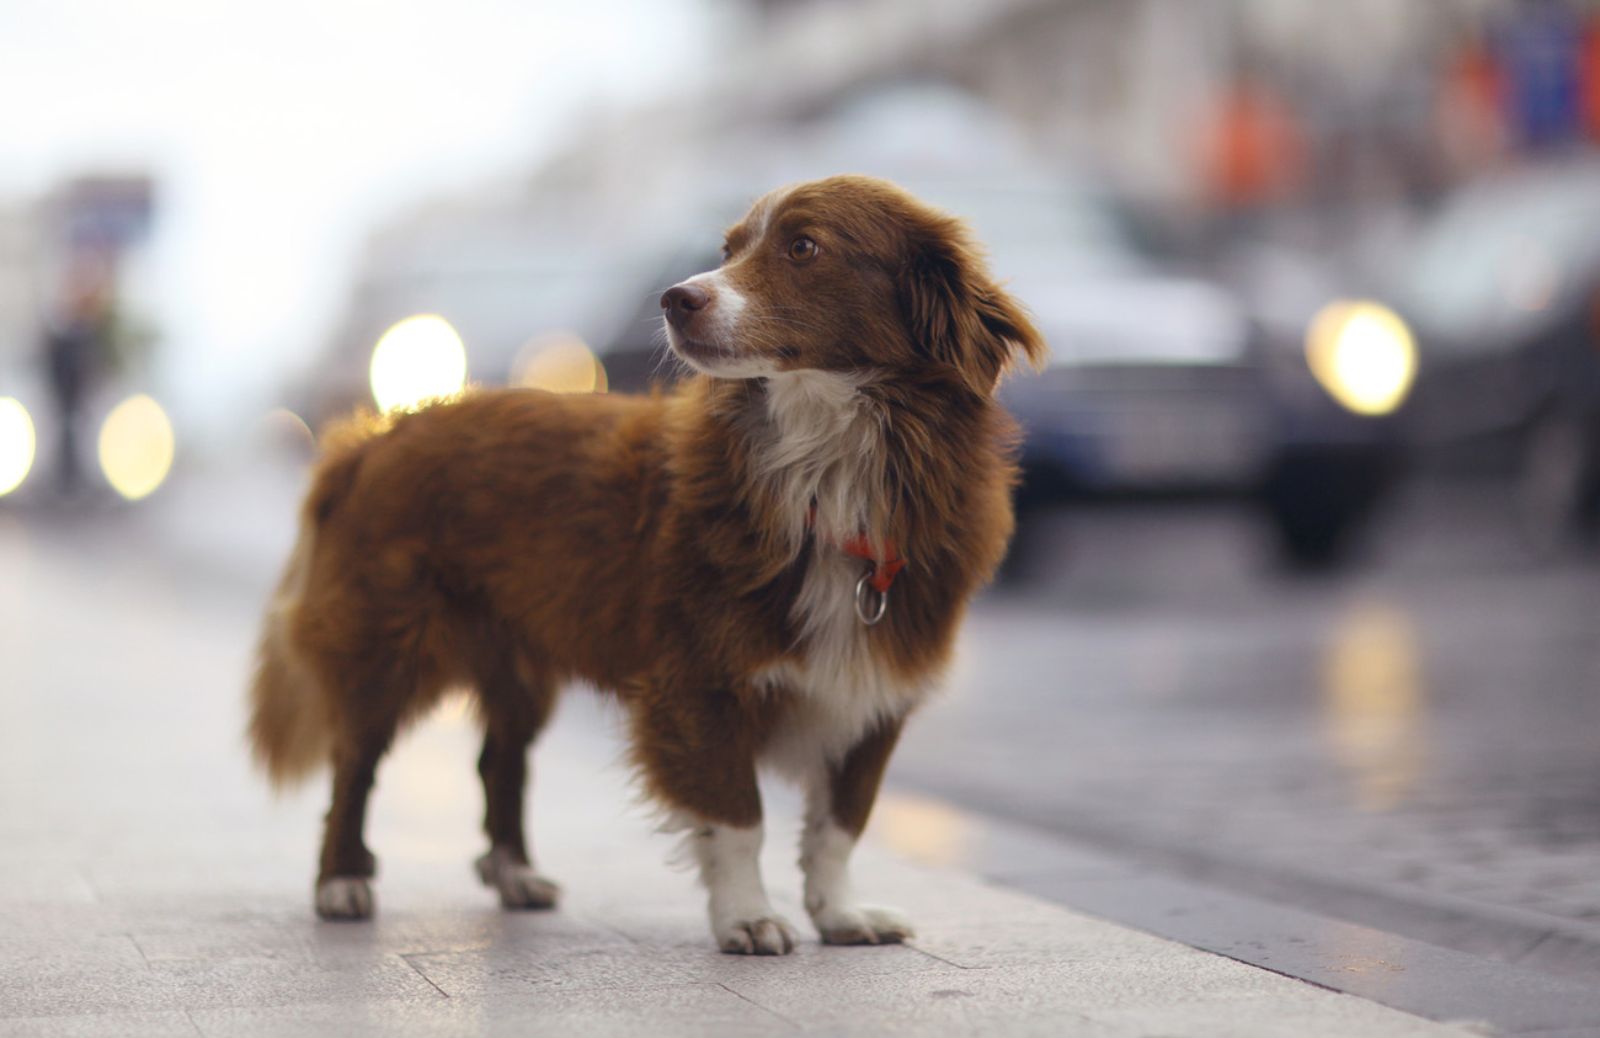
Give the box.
[714,914,798,956]
[813,904,914,946]
[315,876,373,920]
[475,848,560,910]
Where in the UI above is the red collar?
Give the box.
[806,503,907,594]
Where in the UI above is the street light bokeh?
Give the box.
[0,398,37,497]
[511,333,608,395]
[369,314,468,413]
[98,394,175,501]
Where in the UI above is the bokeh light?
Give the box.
[1305,300,1418,417]
[98,394,176,501]
[369,314,468,413]
[511,332,608,394]
[257,407,316,457]
[871,791,971,867]
[0,398,37,497]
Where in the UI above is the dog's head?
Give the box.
[661,175,1045,395]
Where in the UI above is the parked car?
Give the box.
[989,179,1406,568]
[1385,158,1600,551]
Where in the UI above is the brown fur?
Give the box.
[825,718,903,837]
[248,174,1044,924]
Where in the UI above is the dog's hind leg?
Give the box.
[473,662,560,910]
[315,705,400,921]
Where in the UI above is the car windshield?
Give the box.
[1402,165,1600,349]
[896,181,1243,367]
[916,181,1147,280]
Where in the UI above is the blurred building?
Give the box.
[0,201,41,371]
[306,0,1572,419]
[709,0,1510,206]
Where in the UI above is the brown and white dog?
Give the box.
[249,174,1044,954]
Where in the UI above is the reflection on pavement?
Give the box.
[874,791,973,868]
[1320,599,1427,812]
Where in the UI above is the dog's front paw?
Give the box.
[715,914,798,956]
[814,904,914,946]
[315,876,374,920]
[475,847,560,910]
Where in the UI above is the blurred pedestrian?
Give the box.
[41,254,114,494]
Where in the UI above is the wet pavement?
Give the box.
[891,479,1600,981]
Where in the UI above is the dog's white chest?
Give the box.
[754,548,924,777]
[746,370,928,775]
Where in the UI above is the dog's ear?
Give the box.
[901,218,1047,395]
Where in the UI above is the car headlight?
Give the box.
[1305,300,1417,416]
[0,396,36,496]
[99,394,176,500]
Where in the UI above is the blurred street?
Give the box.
[900,482,1600,980]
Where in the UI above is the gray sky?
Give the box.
[0,0,712,431]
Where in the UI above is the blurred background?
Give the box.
[4,0,1600,982]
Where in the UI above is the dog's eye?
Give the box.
[720,243,731,264]
[788,236,818,262]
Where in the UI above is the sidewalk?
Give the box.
[0,499,1480,1036]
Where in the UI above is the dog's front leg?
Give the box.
[801,716,915,945]
[689,821,795,955]
[633,693,796,955]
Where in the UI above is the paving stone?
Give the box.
[0,935,147,976]
[0,1010,200,1038]
[0,861,98,906]
[0,954,442,1019]
[906,908,1204,970]
[187,983,789,1037]
[722,955,1464,1036]
[406,942,704,997]
[1089,991,1492,1038]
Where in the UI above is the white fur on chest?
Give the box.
[754,551,927,778]
[746,371,928,777]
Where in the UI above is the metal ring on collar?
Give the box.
[854,573,888,626]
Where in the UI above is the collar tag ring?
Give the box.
[854,572,888,626]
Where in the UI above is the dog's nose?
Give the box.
[661,284,710,326]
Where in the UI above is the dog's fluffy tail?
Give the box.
[248,415,377,788]
[248,521,327,788]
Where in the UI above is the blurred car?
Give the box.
[0,364,47,503]
[991,180,1406,568]
[598,245,713,395]
[1385,159,1600,550]
[0,361,179,506]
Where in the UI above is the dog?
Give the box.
[249,174,1044,954]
